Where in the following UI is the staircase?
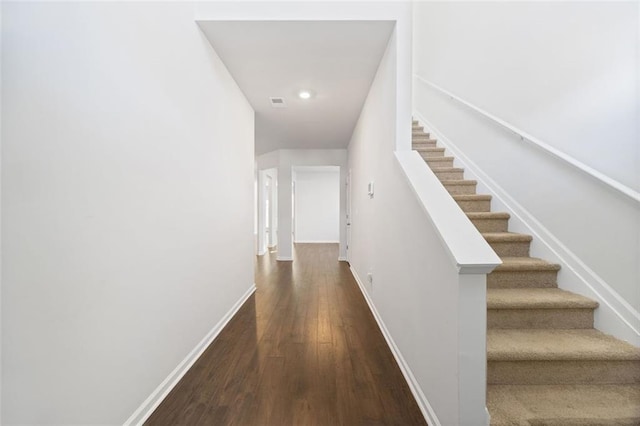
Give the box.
[412,120,640,425]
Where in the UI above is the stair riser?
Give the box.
[487,241,531,257]
[426,158,454,168]
[488,360,640,385]
[412,126,424,132]
[412,140,435,147]
[444,183,477,195]
[488,308,595,329]
[434,170,464,180]
[507,415,640,426]
[417,150,445,158]
[412,133,430,139]
[470,218,509,232]
[488,270,559,289]
[412,143,437,150]
[456,199,491,213]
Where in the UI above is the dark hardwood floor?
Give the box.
[146,243,426,426]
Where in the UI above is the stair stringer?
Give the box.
[413,112,640,346]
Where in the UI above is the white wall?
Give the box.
[294,168,340,243]
[2,2,255,424]
[413,1,640,343]
[414,1,638,190]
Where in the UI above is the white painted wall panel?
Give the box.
[2,3,254,423]
[414,1,639,191]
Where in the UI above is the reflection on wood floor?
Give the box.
[146,243,426,426]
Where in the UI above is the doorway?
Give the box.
[292,166,340,244]
[257,168,278,255]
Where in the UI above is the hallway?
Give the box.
[146,244,426,425]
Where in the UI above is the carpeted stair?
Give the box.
[412,119,640,425]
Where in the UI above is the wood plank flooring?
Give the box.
[146,243,426,426]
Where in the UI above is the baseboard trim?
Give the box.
[293,240,340,244]
[276,256,293,261]
[123,284,257,426]
[349,266,441,426]
[414,111,640,345]
[338,256,347,262]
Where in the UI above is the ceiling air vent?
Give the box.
[269,97,286,108]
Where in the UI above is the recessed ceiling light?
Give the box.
[298,90,312,100]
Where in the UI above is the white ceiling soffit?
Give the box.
[198,20,395,155]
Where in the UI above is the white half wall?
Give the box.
[293,167,340,243]
[413,1,640,344]
[347,10,500,423]
[2,2,255,424]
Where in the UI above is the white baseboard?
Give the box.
[123,284,257,426]
[293,240,340,244]
[338,256,347,261]
[276,256,293,261]
[349,266,440,426]
[414,111,640,345]
[257,249,267,256]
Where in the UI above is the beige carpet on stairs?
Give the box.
[411,119,640,426]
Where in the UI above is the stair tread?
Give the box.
[494,257,560,271]
[487,288,599,310]
[467,212,511,219]
[430,167,464,172]
[487,329,640,361]
[453,194,492,201]
[487,384,640,426]
[483,232,533,242]
[426,156,454,161]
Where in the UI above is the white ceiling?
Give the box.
[198,21,395,155]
